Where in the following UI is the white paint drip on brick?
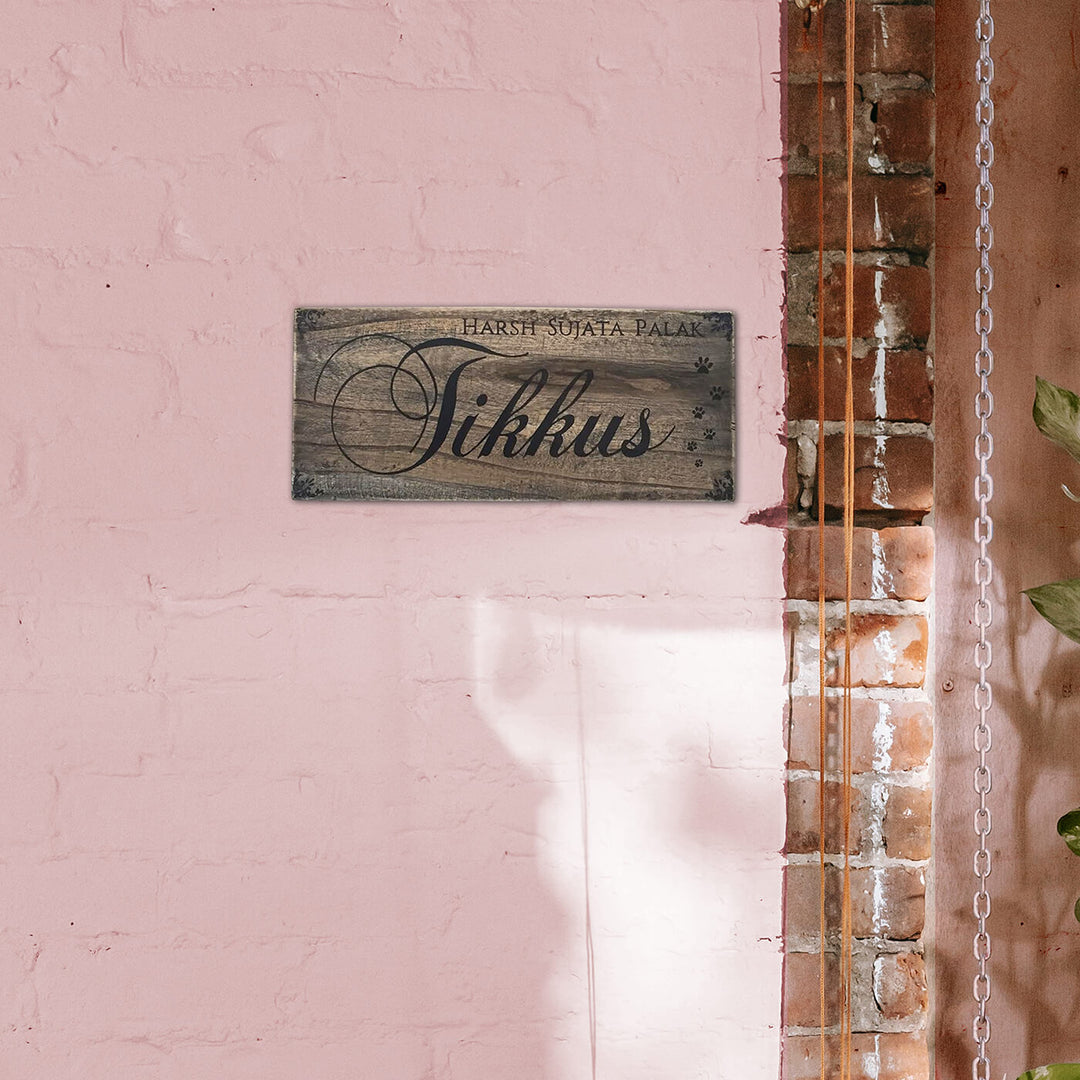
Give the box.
[871,434,891,508]
[873,265,891,339]
[872,866,891,936]
[864,1035,882,1080]
[868,778,889,850]
[871,699,894,771]
[870,530,894,601]
[873,196,884,244]
[871,342,888,419]
[873,624,898,683]
[872,270,893,453]
[870,268,894,507]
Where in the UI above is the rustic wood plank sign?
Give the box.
[293,308,735,501]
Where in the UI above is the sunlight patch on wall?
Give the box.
[472,597,786,1079]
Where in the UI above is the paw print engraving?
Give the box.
[711,470,734,500]
[687,440,698,452]
[694,356,713,373]
[710,386,727,401]
[692,405,705,419]
[703,427,716,440]
[694,458,704,468]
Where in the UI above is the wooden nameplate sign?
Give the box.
[292,308,735,501]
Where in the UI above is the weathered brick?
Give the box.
[855,865,925,940]
[787,778,865,855]
[883,785,932,860]
[786,864,925,941]
[785,950,841,1028]
[825,615,929,689]
[786,81,857,162]
[873,953,927,1020]
[788,437,804,510]
[788,5,934,82]
[821,435,934,515]
[874,92,935,167]
[820,264,932,346]
[784,1032,929,1080]
[786,526,934,601]
[787,697,933,774]
[788,175,934,255]
[787,345,933,423]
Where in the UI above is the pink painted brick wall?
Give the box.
[3,1,787,1076]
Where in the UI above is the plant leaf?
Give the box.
[1034,375,1080,465]
[1075,896,1080,924]
[1024,579,1080,643]
[1059,809,1080,857]
[1016,1066,1080,1080]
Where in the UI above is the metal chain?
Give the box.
[972,4,996,1080]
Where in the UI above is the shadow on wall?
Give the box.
[936,546,1080,1077]
[997,552,1080,1068]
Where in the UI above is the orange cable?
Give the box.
[814,5,828,1080]
[841,0,856,1078]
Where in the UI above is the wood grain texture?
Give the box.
[293,308,735,501]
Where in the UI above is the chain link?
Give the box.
[972,4,995,1080]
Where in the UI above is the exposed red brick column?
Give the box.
[783,2,934,1077]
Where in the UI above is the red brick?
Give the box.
[786,81,854,161]
[788,5,934,81]
[786,864,925,941]
[825,615,929,689]
[873,953,927,1020]
[789,175,934,255]
[787,778,865,855]
[875,1031,931,1080]
[821,434,934,515]
[786,526,934,601]
[856,865,925,940]
[787,86,933,172]
[883,785,932,860]
[784,1032,929,1080]
[820,264,932,346]
[787,345,933,423]
[874,92,934,167]
[787,697,933,774]
[785,950,841,1028]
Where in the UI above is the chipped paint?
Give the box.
[871,434,892,507]
[870,530,894,599]
[868,778,890,850]
[873,623,899,682]
[863,1035,882,1080]
[871,342,888,419]
[871,699,895,770]
[872,867,890,937]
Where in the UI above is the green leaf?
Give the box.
[1059,809,1080,857]
[1034,375,1080,465]
[1016,1066,1080,1080]
[1075,896,1080,924]
[1024,579,1080,643]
